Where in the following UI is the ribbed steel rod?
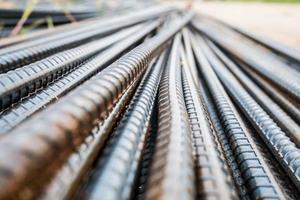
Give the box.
[197,35,300,190]
[0,24,144,111]
[207,40,300,145]
[192,21,300,103]
[0,13,193,199]
[192,34,285,199]
[0,21,159,134]
[181,43,236,199]
[146,33,195,200]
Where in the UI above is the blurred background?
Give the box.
[0,0,299,49]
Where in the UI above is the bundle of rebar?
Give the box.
[0,5,299,200]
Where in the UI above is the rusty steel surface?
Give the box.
[0,5,299,200]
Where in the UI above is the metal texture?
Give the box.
[80,53,165,200]
[145,34,195,200]
[0,8,299,200]
[192,35,285,199]
[0,6,173,72]
[207,40,300,145]
[0,23,146,111]
[181,44,236,199]
[197,35,300,190]
[236,61,300,123]
[0,21,159,133]
[42,70,142,200]
[0,13,193,199]
[192,20,300,103]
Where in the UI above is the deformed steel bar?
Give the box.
[0,21,159,134]
[0,6,173,55]
[182,28,199,88]
[192,35,285,199]
[133,105,159,200]
[207,40,300,145]
[231,25,300,66]
[0,25,132,72]
[195,63,249,199]
[0,6,174,71]
[0,15,101,48]
[80,53,165,200]
[145,33,195,200]
[238,61,300,123]
[0,12,193,199]
[197,15,300,66]
[197,35,300,190]
[1,10,299,200]
[0,21,143,73]
[192,21,300,103]
[181,44,236,199]
[0,23,146,111]
[41,70,142,200]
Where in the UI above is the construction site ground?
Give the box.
[171,1,300,50]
